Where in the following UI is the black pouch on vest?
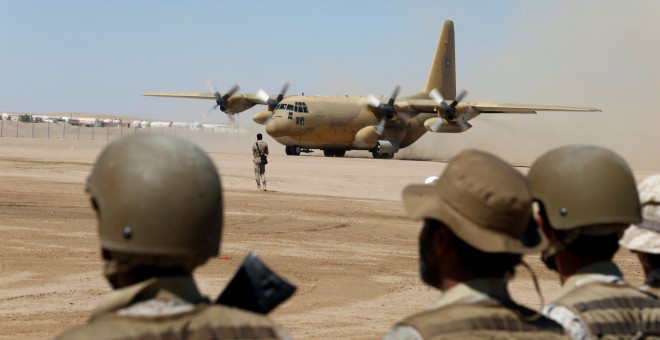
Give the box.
[217,252,295,314]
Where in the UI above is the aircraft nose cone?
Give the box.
[266,118,289,138]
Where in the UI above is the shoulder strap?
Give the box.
[255,142,263,157]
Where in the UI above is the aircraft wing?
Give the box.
[395,99,600,114]
[143,92,266,114]
[394,99,438,113]
[143,92,264,103]
[469,103,601,114]
[143,92,215,100]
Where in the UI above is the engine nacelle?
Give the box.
[376,140,400,154]
[423,117,472,133]
[351,125,379,149]
[253,111,272,125]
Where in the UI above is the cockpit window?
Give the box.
[287,104,294,111]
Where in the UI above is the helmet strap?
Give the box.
[541,229,580,271]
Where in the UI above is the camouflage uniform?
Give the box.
[387,278,565,339]
[55,134,290,339]
[57,277,288,339]
[620,175,660,298]
[252,140,269,191]
[528,146,660,339]
[387,150,565,339]
[643,269,660,296]
[542,262,660,340]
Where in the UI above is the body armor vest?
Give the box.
[57,303,283,340]
[400,300,566,339]
[552,282,660,338]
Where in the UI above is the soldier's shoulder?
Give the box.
[56,304,280,339]
[401,303,564,338]
[200,304,278,325]
[555,280,658,307]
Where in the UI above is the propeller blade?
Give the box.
[256,89,270,104]
[206,79,218,94]
[387,85,401,106]
[222,84,240,100]
[276,82,290,102]
[366,94,381,108]
[431,118,443,132]
[429,88,444,104]
[375,118,386,135]
[457,117,472,131]
[450,89,468,108]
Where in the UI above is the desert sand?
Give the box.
[0,131,652,339]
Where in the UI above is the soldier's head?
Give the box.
[619,175,660,276]
[257,133,263,141]
[402,150,545,289]
[87,134,223,288]
[527,145,641,271]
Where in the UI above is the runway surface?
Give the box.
[0,135,650,339]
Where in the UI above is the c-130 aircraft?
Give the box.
[145,20,599,159]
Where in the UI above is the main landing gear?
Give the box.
[285,145,301,156]
[323,149,346,157]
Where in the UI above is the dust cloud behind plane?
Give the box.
[400,2,660,171]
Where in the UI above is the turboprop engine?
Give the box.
[351,125,379,149]
[423,117,472,133]
[253,111,272,125]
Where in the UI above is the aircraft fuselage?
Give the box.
[264,95,432,154]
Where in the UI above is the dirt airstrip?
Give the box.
[0,133,652,339]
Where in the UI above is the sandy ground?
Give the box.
[0,133,653,339]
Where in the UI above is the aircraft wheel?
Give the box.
[334,150,346,157]
[285,146,292,155]
[323,149,335,157]
[371,150,382,159]
[292,145,301,156]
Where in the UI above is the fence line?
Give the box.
[0,121,247,142]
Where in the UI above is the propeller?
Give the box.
[366,85,410,136]
[206,79,240,113]
[256,82,290,109]
[367,84,400,120]
[429,88,469,132]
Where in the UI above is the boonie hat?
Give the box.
[402,149,546,254]
[620,175,660,254]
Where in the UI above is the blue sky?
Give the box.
[0,1,518,116]
[1,1,660,169]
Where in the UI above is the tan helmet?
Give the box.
[87,134,222,264]
[527,145,641,234]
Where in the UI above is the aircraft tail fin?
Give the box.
[424,20,456,100]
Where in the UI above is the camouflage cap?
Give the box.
[620,175,660,254]
[402,149,546,254]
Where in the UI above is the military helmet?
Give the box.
[87,134,222,262]
[527,145,641,233]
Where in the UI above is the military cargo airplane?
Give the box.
[144,20,599,159]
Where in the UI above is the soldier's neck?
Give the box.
[555,251,604,284]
